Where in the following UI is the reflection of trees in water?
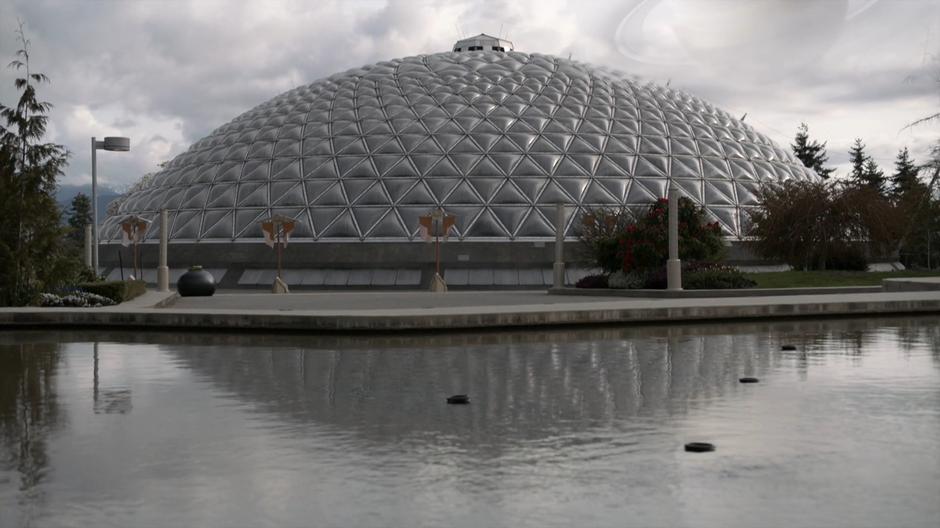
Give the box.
[0,342,63,515]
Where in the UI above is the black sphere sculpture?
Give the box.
[177,266,215,297]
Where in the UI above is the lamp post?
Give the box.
[91,136,130,274]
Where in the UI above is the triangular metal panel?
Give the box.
[490,206,529,235]
[242,160,270,181]
[625,179,660,204]
[181,185,209,209]
[704,180,736,205]
[468,178,504,201]
[319,209,361,238]
[310,207,345,236]
[515,208,553,237]
[171,210,201,239]
[382,179,417,203]
[200,209,234,239]
[554,156,586,177]
[343,158,379,178]
[555,178,590,202]
[424,179,459,203]
[351,207,391,238]
[342,180,374,203]
[353,182,390,206]
[444,180,483,204]
[468,156,503,177]
[581,181,619,205]
[305,158,338,179]
[312,182,347,206]
[234,208,269,238]
[236,182,268,207]
[530,154,562,176]
[597,179,629,202]
[702,157,732,180]
[491,181,530,204]
[672,178,704,203]
[465,208,509,237]
[365,209,408,238]
[206,184,236,208]
[271,182,306,206]
[272,159,301,180]
[634,155,667,177]
[671,156,702,179]
[537,180,575,204]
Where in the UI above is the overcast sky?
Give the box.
[0,0,937,190]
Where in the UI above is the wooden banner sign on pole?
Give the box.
[260,214,296,293]
[119,215,151,280]
[418,208,456,292]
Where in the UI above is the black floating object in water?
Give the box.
[446,394,470,404]
[781,345,797,351]
[739,377,760,383]
[684,442,716,453]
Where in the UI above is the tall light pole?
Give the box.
[91,136,130,274]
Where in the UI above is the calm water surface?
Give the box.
[1,317,939,528]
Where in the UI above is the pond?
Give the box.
[2,317,939,528]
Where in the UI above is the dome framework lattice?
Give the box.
[102,50,817,244]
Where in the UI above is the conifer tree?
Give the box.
[66,192,92,241]
[0,24,72,305]
[891,147,920,197]
[860,158,886,194]
[848,138,868,183]
[790,123,834,179]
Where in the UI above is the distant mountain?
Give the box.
[56,184,122,221]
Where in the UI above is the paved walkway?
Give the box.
[3,287,940,332]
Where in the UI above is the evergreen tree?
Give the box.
[66,192,92,241]
[0,24,73,306]
[790,123,834,179]
[860,158,886,194]
[891,147,920,198]
[848,138,868,183]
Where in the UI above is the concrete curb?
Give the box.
[548,286,883,298]
[2,294,940,332]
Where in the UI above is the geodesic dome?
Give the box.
[101,46,817,244]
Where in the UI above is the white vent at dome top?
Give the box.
[453,33,514,53]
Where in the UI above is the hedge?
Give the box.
[76,280,147,303]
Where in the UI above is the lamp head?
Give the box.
[102,136,130,152]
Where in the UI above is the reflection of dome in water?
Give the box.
[102,34,816,245]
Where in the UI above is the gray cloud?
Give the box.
[0,0,936,188]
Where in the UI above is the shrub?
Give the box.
[821,244,868,271]
[575,274,609,289]
[749,180,897,270]
[608,270,645,289]
[643,262,755,290]
[75,280,147,303]
[579,198,725,275]
[579,208,636,273]
[40,291,115,307]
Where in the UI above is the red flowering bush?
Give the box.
[605,198,725,273]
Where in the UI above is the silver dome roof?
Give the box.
[102,51,817,243]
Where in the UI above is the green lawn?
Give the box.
[745,270,940,288]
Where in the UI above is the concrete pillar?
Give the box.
[553,202,566,288]
[667,186,682,291]
[84,224,93,270]
[157,208,170,292]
